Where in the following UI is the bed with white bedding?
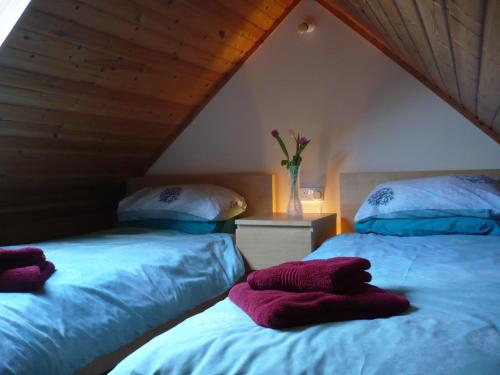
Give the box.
[0,227,244,375]
[110,233,500,375]
[0,173,274,375]
[110,170,500,375]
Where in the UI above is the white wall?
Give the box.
[149,0,500,216]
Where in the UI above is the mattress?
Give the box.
[111,233,500,375]
[0,227,244,375]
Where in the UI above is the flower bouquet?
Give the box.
[271,129,310,215]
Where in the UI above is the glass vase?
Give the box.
[287,165,303,216]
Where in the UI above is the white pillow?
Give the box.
[118,184,247,222]
[355,175,500,223]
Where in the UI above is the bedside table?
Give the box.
[235,213,337,270]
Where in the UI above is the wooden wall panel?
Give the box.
[0,0,299,245]
[319,0,500,143]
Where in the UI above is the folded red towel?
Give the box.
[229,282,409,328]
[247,257,371,293]
[0,261,55,292]
[0,247,46,271]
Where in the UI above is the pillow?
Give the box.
[118,184,247,223]
[355,175,500,223]
[118,218,237,234]
[355,217,500,237]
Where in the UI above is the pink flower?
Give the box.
[271,129,279,137]
[299,136,310,145]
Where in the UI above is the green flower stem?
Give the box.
[275,135,290,161]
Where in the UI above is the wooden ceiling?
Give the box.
[318,0,500,143]
[0,0,498,244]
[0,0,298,244]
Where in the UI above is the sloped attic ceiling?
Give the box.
[0,0,298,244]
[318,0,500,143]
[0,0,498,244]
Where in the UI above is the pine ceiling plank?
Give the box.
[322,0,443,87]
[413,0,461,104]
[443,0,485,115]
[333,0,411,66]
[274,0,296,8]
[337,0,429,78]
[0,84,189,125]
[348,0,396,45]
[20,8,223,83]
[0,119,168,145]
[168,0,266,42]
[0,103,173,141]
[0,114,166,150]
[0,46,101,85]
[137,0,256,52]
[245,0,288,19]
[318,0,499,143]
[357,0,416,66]
[5,30,212,106]
[0,133,156,155]
[477,0,500,127]
[215,0,277,30]
[31,0,234,74]
[0,65,193,117]
[330,0,376,32]
[79,0,247,65]
[378,0,433,79]
[392,0,448,92]
[0,69,193,124]
[142,0,262,48]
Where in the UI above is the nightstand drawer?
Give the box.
[236,226,312,270]
[235,213,336,270]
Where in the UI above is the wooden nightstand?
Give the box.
[235,213,337,270]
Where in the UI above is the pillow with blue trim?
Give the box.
[118,184,247,223]
[355,175,500,223]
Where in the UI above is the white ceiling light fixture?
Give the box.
[297,21,316,34]
[0,0,31,47]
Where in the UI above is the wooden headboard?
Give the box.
[126,173,276,216]
[339,169,500,232]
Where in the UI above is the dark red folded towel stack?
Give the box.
[247,257,372,293]
[0,247,55,292]
[229,257,409,328]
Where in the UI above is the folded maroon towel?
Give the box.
[0,247,46,271]
[229,282,409,328]
[0,261,55,292]
[247,257,372,293]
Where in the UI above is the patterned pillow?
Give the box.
[118,184,247,222]
[355,175,500,223]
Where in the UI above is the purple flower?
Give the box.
[299,136,310,145]
[271,129,279,137]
